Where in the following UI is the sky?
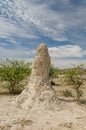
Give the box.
[0,0,86,68]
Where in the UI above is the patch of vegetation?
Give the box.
[66,64,85,102]
[63,89,73,97]
[49,65,59,78]
[0,59,31,94]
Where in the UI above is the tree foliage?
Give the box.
[49,65,59,78]
[0,59,31,94]
[66,64,85,102]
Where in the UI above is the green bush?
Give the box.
[49,65,59,78]
[66,64,84,102]
[0,59,31,94]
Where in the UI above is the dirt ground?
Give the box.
[0,79,86,130]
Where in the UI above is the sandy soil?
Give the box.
[0,95,86,130]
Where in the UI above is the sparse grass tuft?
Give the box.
[63,89,73,97]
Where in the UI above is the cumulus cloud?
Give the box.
[49,44,86,68]
[49,45,86,58]
[0,44,86,69]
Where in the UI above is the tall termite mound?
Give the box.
[16,43,57,109]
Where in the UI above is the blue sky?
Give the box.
[0,0,86,68]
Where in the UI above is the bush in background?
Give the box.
[66,64,84,102]
[49,65,59,78]
[0,59,31,94]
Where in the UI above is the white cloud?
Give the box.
[0,18,38,43]
[49,44,86,68]
[0,0,86,69]
[0,45,86,69]
[49,45,86,58]
[12,0,86,43]
[0,0,68,42]
[0,0,86,44]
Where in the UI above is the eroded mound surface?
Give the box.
[16,43,57,109]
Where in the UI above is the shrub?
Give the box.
[0,59,31,94]
[49,65,59,78]
[66,64,84,102]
